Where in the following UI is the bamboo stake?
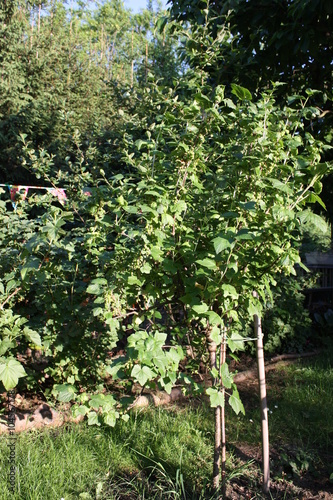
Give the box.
[220,328,227,497]
[253,291,270,493]
[214,406,222,494]
[207,328,221,492]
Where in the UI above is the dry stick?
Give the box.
[0,288,22,310]
[253,291,270,493]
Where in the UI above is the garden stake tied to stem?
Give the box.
[253,290,270,493]
[214,304,270,498]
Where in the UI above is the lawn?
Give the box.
[1,346,332,499]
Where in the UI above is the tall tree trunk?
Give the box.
[131,29,134,87]
[30,17,34,50]
[36,3,41,60]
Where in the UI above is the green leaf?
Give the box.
[192,303,209,314]
[222,284,238,299]
[128,275,143,286]
[238,201,256,211]
[23,328,42,347]
[206,387,225,408]
[227,332,245,352]
[89,394,105,409]
[194,93,212,109]
[247,298,262,317]
[6,280,17,294]
[105,357,126,379]
[0,358,27,390]
[155,15,168,33]
[305,193,326,210]
[93,307,103,317]
[162,213,174,226]
[87,411,100,426]
[72,405,89,418]
[21,257,41,280]
[212,237,231,254]
[166,346,183,365]
[160,376,173,394]
[231,84,252,101]
[141,263,152,274]
[196,258,217,269]
[173,200,187,213]
[135,139,148,150]
[53,384,77,402]
[220,363,233,389]
[268,178,292,194]
[131,365,155,386]
[206,311,223,325]
[86,283,103,295]
[91,278,108,285]
[298,210,328,233]
[235,229,256,241]
[89,394,116,410]
[0,339,15,356]
[229,387,245,415]
[210,326,222,345]
[104,410,119,427]
[151,246,164,261]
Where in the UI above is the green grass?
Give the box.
[237,342,333,451]
[0,406,223,499]
[0,346,332,499]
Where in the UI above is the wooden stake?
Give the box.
[253,291,270,493]
[220,328,227,497]
[207,328,221,492]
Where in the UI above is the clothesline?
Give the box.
[0,183,67,190]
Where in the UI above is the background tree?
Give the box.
[0,0,181,183]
